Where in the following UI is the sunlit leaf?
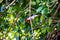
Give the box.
[41,8,48,15]
[36,6,43,13]
[0,0,3,3]
[49,18,52,25]
[32,1,36,6]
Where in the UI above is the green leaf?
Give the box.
[36,6,43,13]
[36,0,40,4]
[46,27,52,32]
[42,0,47,2]
[40,15,45,22]
[7,7,13,13]
[0,0,3,3]
[49,18,52,25]
[41,8,48,15]
[32,1,36,6]
[41,28,46,34]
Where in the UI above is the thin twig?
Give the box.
[52,4,60,17]
[52,2,58,9]
[29,0,33,32]
[31,7,36,11]
[47,0,57,8]
[23,4,29,10]
[4,0,16,10]
[48,2,58,13]
[29,0,34,40]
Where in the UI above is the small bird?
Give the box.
[26,15,39,23]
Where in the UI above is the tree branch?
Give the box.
[52,4,60,17]
[3,0,16,11]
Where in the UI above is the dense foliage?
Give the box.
[0,0,60,40]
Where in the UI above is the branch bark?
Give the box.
[3,0,16,11]
[52,4,60,17]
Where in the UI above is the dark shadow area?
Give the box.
[57,35,60,40]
